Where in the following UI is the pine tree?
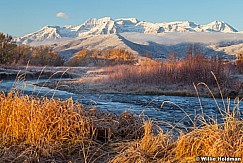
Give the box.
[0,33,15,64]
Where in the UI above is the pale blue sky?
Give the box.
[1,0,243,37]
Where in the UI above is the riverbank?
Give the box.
[1,65,242,98]
[0,67,71,80]
[39,73,243,99]
[0,66,100,80]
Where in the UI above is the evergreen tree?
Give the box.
[0,33,15,64]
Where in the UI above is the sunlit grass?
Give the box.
[112,72,243,163]
[0,69,242,162]
[0,89,242,162]
[0,91,89,161]
[0,90,144,162]
[112,109,243,163]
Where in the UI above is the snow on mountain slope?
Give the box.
[118,32,241,59]
[137,21,200,33]
[16,25,78,44]
[119,32,243,59]
[51,32,242,61]
[75,17,117,36]
[116,18,144,33]
[121,32,243,45]
[201,21,238,32]
[53,34,138,59]
[210,42,243,56]
[17,17,238,44]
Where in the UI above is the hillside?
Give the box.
[50,32,243,60]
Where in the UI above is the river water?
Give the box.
[0,79,242,132]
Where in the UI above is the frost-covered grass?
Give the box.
[102,56,243,98]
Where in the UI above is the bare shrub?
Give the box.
[105,54,230,87]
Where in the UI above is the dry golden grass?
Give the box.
[0,91,90,162]
[112,114,243,163]
[0,91,143,162]
[0,84,242,162]
[174,118,243,162]
[111,76,243,162]
[112,120,174,163]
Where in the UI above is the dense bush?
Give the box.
[0,33,16,64]
[106,53,230,87]
[0,33,64,66]
[236,52,243,73]
[25,46,64,66]
[67,49,136,66]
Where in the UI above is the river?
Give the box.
[0,78,242,132]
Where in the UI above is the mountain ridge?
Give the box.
[14,17,243,62]
[16,17,238,44]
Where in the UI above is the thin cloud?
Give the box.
[56,12,69,19]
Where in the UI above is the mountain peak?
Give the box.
[202,20,237,32]
[85,17,113,24]
[210,20,225,24]
[42,25,60,29]
[116,18,139,24]
[100,16,113,21]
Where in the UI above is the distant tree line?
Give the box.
[0,33,64,66]
[67,49,137,66]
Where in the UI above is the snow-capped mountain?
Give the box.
[15,17,243,61]
[201,21,238,32]
[17,25,78,44]
[16,17,238,44]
